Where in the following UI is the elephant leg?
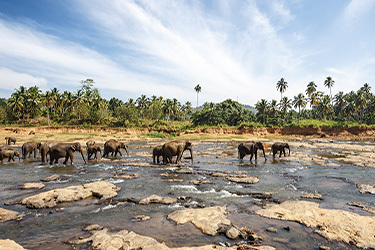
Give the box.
[273,149,276,158]
[70,153,74,164]
[283,149,286,157]
[157,156,160,164]
[279,149,282,157]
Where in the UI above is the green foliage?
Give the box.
[146,132,166,138]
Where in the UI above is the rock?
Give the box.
[226,226,240,239]
[256,200,375,248]
[21,182,45,190]
[357,184,375,194]
[272,237,288,243]
[139,195,177,205]
[266,227,278,233]
[0,239,25,250]
[41,174,60,182]
[84,224,104,231]
[319,246,332,250]
[348,202,375,214]
[132,215,151,221]
[163,179,183,182]
[301,193,322,200]
[0,208,19,222]
[167,206,231,236]
[113,173,140,179]
[21,181,120,208]
[227,176,259,184]
[189,180,213,185]
[69,227,253,250]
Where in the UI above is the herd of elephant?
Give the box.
[0,137,290,165]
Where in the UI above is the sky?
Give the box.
[0,0,374,106]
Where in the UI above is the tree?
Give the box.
[324,76,335,102]
[276,78,288,101]
[255,99,268,124]
[194,84,202,108]
[305,81,317,107]
[293,93,307,121]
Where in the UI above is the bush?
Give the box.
[147,132,166,138]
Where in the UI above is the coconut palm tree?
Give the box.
[162,98,173,122]
[255,99,268,124]
[324,76,335,102]
[194,84,202,108]
[293,93,307,121]
[305,81,317,107]
[334,91,345,120]
[316,95,333,120]
[276,78,288,101]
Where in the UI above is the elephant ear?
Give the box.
[69,145,76,151]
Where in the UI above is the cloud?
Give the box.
[342,0,375,26]
[0,67,47,92]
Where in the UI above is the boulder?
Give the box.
[21,182,45,190]
[167,206,230,236]
[357,184,375,194]
[0,208,19,222]
[226,226,240,239]
[41,174,60,182]
[21,181,120,208]
[0,239,25,250]
[139,195,177,205]
[256,200,375,248]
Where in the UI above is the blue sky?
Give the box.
[0,0,374,106]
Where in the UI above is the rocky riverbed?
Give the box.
[1,137,375,249]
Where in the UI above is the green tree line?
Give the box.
[0,77,374,128]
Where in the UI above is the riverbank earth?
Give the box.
[0,126,375,249]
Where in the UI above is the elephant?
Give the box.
[87,145,101,160]
[48,142,87,165]
[0,145,14,151]
[238,141,266,161]
[153,145,165,164]
[86,140,95,147]
[0,150,20,163]
[103,139,128,158]
[40,143,51,163]
[271,142,290,158]
[5,137,16,145]
[22,141,42,159]
[162,141,193,164]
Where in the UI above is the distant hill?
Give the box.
[242,104,256,113]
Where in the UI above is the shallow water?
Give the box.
[1,140,374,249]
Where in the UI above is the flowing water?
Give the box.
[1,140,374,249]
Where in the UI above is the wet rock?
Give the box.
[132,215,151,221]
[227,175,259,184]
[348,202,375,214]
[21,182,45,190]
[301,193,323,200]
[69,227,235,249]
[160,172,179,178]
[41,174,60,182]
[139,195,177,205]
[175,169,194,174]
[266,227,278,233]
[357,184,375,194]
[163,179,183,182]
[226,226,241,239]
[21,181,120,208]
[113,173,140,179]
[211,172,227,178]
[256,200,375,248]
[0,239,25,250]
[319,246,332,250]
[167,206,230,236]
[84,224,104,231]
[190,180,213,185]
[0,208,19,222]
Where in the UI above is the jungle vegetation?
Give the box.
[1,78,374,130]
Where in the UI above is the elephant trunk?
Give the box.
[80,148,87,164]
[124,146,129,156]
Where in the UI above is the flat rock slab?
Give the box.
[256,200,375,248]
[41,174,60,182]
[301,193,323,200]
[139,195,177,205]
[167,206,230,236]
[227,175,259,184]
[113,173,140,179]
[21,182,45,190]
[357,184,375,194]
[0,208,19,222]
[70,228,267,250]
[21,181,120,208]
[0,239,25,250]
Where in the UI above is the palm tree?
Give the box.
[162,98,173,122]
[324,76,335,102]
[355,89,366,123]
[255,99,268,124]
[279,96,292,122]
[305,81,317,107]
[334,91,345,119]
[317,95,333,120]
[26,86,42,120]
[194,84,202,108]
[7,93,24,120]
[293,93,307,121]
[276,78,288,101]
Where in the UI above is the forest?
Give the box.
[0,77,374,130]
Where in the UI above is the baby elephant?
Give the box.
[5,137,16,145]
[152,145,164,164]
[0,150,21,163]
[271,142,290,158]
[87,145,101,160]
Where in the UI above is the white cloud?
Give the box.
[0,67,47,92]
[342,0,375,26]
